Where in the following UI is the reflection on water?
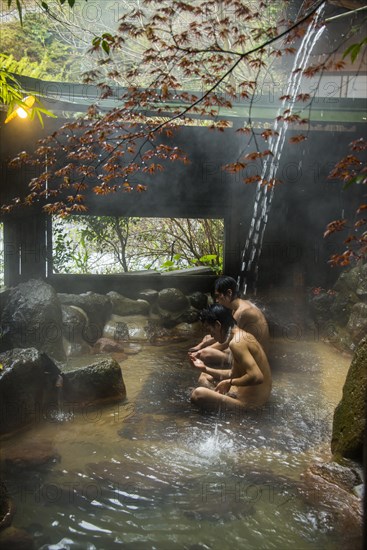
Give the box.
[0,337,362,550]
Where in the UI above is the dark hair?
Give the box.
[199,304,235,330]
[214,276,239,298]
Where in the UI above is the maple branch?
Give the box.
[133,0,327,138]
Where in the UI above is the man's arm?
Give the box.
[189,355,231,379]
[203,365,231,379]
[189,335,215,352]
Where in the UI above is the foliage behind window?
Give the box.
[52,216,223,274]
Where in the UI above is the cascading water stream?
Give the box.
[238,3,326,296]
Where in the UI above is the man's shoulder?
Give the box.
[229,328,252,349]
[236,301,259,321]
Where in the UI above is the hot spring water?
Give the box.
[0,335,361,550]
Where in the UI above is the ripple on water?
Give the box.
[2,338,358,550]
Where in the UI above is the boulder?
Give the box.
[331,338,367,460]
[61,304,88,341]
[177,305,201,324]
[1,279,65,362]
[103,314,130,342]
[0,348,61,435]
[1,441,61,470]
[93,337,126,355]
[0,482,14,532]
[107,291,150,316]
[137,288,158,304]
[0,526,35,550]
[103,314,149,342]
[157,288,189,312]
[152,302,198,327]
[63,356,126,406]
[61,305,92,356]
[300,461,363,537]
[63,338,92,358]
[188,291,208,310]
[144,320,187,345]
[346,302,367,348]
[58,292,112,343]
[174,322,202,339]
[333,264,363,295]
[308,291,336,323]
[355,262,367,300]
[329,291,356,327]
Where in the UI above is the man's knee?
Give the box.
[198,348,212,362]
[191,387,208,404]
[198,372,211,384]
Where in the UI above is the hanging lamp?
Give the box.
[4,95,36,123]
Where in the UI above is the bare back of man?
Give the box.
[233,299,269,353]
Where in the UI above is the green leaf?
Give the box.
[199,254,217,263]
[343,38,367,63]
[343,174,365,189]
[35,109,44,128]
[101,40,110,55]
[41,1,49,10]
[161,260,174,267]
[68,0,76,7]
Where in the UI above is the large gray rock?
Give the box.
[331,338,367,460]
[61,305,92,356]
[333,264,363,295]
[103,314,148,342]
[355,262,367,300]
[107,291,150,316]
[157,288,189,312]
[1,279,65,362]
[0,348,61,435]
[346,302,367,348]
[58,292,112,344]
[61,305,88,342]
[63,357,126,406]
[0,481,14,532]
[308,262,367,351]
[0,526,35,550]
[188,291,208,310]
[137,288,158,304]
[300,461,363,537]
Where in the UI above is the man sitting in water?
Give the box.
[190,304,272,412]
[189,276,269,365]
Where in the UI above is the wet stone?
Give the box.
[0,526,35,550]
[107,291,150,316]
[63,356,126,406]
[1,441,61,471]
[93,337,126,354]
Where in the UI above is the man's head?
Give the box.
[199,304,235,343]
[214,276,239,307]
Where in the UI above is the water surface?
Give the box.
[1,336,362,550]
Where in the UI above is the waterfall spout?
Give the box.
[238,4,326,296]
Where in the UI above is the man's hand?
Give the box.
[215,379,231,394]
[188,354,207,371]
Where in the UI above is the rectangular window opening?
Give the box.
[51,215,224,275]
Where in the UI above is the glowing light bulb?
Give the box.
[16,107,28,118]
[4,95,36,124]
